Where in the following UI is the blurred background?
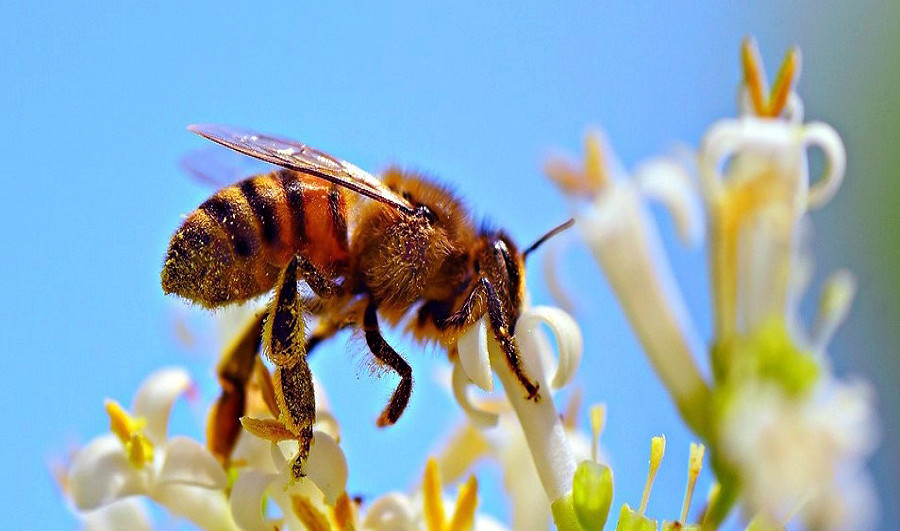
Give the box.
[1,1,896,528]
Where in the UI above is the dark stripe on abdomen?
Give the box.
[328,184,348,248]
[240,177,279,245]
[277,170,307,243]
[199,194,257,258]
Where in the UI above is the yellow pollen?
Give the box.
[104,399,153,467]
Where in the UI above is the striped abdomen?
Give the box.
[162,169,351,307]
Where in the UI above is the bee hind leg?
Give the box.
[295,255,343,299]
[363,300,413,427]
[263,257,316,478]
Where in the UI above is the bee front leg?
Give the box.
[480,279,541,402]
[438,278,541,402]
[363,301,414,427]
[263,257,316,478]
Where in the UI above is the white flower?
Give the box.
[546,132,710,433]
[229,429,348,531]
[434,390,593,531]
[359,458,509,531]
[453,302,583,510]
[66,367,238,531]
[720,378,877,530]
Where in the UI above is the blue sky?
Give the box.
[1,2,896,528]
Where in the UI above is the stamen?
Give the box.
[105,399,142,445]
[127,432,152,468]
[768,47,801,118]
[639,435,666,515]
[589,404,607,463]
[292,495,333,531]
[240,416,296,442]
[423,458,446,531]
[680,442,705,523]
[332,492,356,531]
[447,475,479,531]
[584,133,609,191]
[741,37,768,116]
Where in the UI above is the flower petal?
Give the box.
[68,434,148,511]
[516,306,582,390]
[636,157,703,247]
[153,483,239,531]
[457,319,493,391]
[230,469,279,531]
[132,367,191,445]
[361,493,419,531]
[451,360,499,428]
[81,497,152,531]
[305,430,349,506]
[157,436,228,489]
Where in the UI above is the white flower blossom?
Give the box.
[453,301,583,516]
[66,367,238,531]
[546,132,710,432]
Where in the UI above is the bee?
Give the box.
[162,124,572,477]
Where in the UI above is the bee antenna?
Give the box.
[522,218,575,260]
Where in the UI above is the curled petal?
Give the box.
[451,360,499,428]
[361,493,418,531]
[81,497,152,531]
[68,434,147,511]
[153,483,239,531]
[516,306,582,390]
[803,122,846,209]
[157,436,227,489]
[636,158,704,247]
[230,470,279,531]
[457,319,493,392]
[305,430,349,506]
[132,367,191,445]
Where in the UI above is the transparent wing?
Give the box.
[180,145,277,188]
[188,124,415,214]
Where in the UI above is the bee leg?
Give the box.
[263,257,316,478]
[363,300,414,427]
[295,256,342,299]
[481,279,541,402]
[437,278,541,402]
[208,310,266,463]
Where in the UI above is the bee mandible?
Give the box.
[162,124,572,477]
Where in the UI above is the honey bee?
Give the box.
[162,124,572,477]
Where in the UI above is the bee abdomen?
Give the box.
[199,191,260,258]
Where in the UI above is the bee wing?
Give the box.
[180,145,278,188]
[188,124,415,214]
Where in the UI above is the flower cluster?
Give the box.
[546,38,877,529]
[58,37,878,531]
